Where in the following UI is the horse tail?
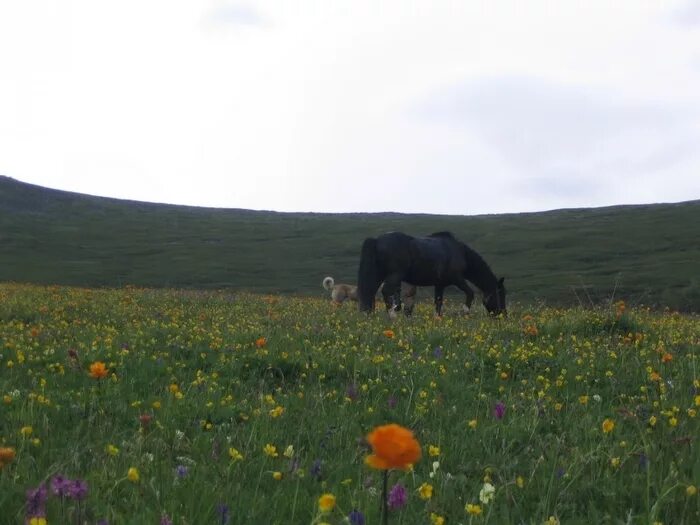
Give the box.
[358,237,381,311]
[322,276,335,291]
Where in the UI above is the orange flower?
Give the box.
[255,337,267,348]
[0,447,16,469]
[383,330,395,339]
[661,353,673,363]
[365,423,421,470]
[89,361,108,379]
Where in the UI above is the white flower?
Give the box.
[430,461,440,478]
[593,394,602,403]
[479,482,496,504]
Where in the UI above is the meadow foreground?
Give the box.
[0,284,698,524]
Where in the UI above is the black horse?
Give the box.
[357,231,506,316]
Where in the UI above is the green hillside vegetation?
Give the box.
[1,176,698,310]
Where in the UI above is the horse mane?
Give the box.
[461,242,498,292]
[428,231,498,291]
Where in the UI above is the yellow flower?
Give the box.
[106,444,119,456]
[516,476,525,488]
[602,418,615,434]
[20,426,33,437]
[269,405,285,418]
[127,467,140,482]
[610,457,621,468]
[428,445,440,457]
[430,513,445,525]
[418,482,433,500]
[695,395,700,407]
[283,445,294,458]
[229,447,244,461]
[29,518,47,525]
[318,493,336,512]
[669,417,678,427]
[468,419,478,429]
[578,395,589,405]
[263,444,278,457]
[3,395,11,405]
[465,503,482,515]
[168,383,180,394]
[686,485,697,497]
[649,415,657,427]
[272,471,283,480]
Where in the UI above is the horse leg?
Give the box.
[433,285,445,317]
[382,275,402,319]
[454,279,475,314]
[403,283,417,316]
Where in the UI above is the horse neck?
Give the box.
[463,250,497,293]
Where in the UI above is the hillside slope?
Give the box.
[1,176,698,310]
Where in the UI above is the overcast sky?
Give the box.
[1,1,699,215]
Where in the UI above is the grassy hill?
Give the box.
[1,175,698,310]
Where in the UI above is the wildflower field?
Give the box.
[0,283,698,524]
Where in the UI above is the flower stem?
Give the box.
[381,470,388,525]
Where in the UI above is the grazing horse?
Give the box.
[357,231,506,316]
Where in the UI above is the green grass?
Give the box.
[0,284,698,524]
[1,176,699,311]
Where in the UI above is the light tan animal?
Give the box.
[322,276,358,304]
[322,276,417,314]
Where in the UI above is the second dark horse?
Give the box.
[357,231,506,317]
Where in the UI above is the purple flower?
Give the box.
[638,453,649,470]
[97,520,109,525]
[346,383,359,401]
[160,514,173,525]
[387,483,407,510]
[493,401,506,420]
[67,478,88,501]
[433,346,443,359]
[310,459,323,480]
[217,503,230,525]
[387,395,397,409]
[348,509,366,525]
[25,484,48,518]
[51,475,70,497]
[176,465,188,479]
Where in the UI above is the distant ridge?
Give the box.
[1,175,699,310]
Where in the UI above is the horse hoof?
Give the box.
[462,305,471,315]
[388,310,398,320]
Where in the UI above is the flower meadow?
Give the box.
[0,283,698,524]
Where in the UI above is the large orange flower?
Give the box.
[89,361,108,379]
[0,447,16,469]
[365,423,421,470]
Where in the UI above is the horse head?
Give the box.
[483,277,506,316]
